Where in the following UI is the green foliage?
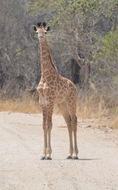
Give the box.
[28,0,117,23]
[102,28,118,58]
[92,27,118,91]
[94,27,118,64]
[15,49,23,57]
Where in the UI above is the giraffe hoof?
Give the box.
[46,157,52,160]
[67,156,73,159]
[41,156,46,160]
[73,156,79,160]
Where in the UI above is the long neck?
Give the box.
[39,36,58,79]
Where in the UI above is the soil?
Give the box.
[0,112,118,190]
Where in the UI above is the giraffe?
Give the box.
[33,22,78,160]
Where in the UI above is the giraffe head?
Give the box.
[33,22,50,38]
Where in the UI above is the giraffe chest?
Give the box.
[37,82,56,106]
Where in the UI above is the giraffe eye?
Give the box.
[33,26,37,31]
[47,26,50,31]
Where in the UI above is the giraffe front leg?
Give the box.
[41,109,47,160]
[46,114,53,160]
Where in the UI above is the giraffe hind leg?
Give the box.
[67,101,79,160]
[71,114,79,160]
[58,103,74,159]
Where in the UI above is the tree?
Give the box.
[0,0,39,98]
[92,27,118,94]
[28,0,118,92]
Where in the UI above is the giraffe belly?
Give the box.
[55,94,67,104]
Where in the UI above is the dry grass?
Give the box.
[0,96,40,114]
[111,116,118,129]
[0,94,108,118]
[76,95,108,118]
[1,94,118,129]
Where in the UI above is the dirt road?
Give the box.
[0,112,118,190]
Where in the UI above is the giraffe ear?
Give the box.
[37,22,41,27]
[42,22,47,27]
[47,26,50,31]
[33,26,37,31]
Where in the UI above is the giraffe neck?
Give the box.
[39,37,58,79]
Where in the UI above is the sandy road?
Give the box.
[0,112,118,190]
